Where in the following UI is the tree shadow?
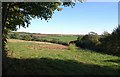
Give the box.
[103,59,120,64]
[3,57,119,76]
[77,47,120,57]
[75,41,120,57]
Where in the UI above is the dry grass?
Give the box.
[8,39,68,50]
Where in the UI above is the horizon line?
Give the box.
[14,31,106,35]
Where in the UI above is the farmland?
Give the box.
[2,2,120,76]
[4,39,120,76]
[36,35,78,43]
[8,32,80,45]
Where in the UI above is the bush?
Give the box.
[78,32,100,50]
[75,41,81,47]
[111,25,120,53]
[68,44,76,51]
[21,35,32,41]
[77,36,83,41]
[31,37,39,41]
[99,26,120,54]
[51,38,59,43]
[58,41,68,46]
[8,32,20,39]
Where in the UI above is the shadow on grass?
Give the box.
[104,59,120,64]
[3,57,119,76]
[77,47,120,57]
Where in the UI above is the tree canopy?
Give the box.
[2,2,76,31]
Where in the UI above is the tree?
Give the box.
[102,31,110,36]
[77,36,83,41]
[109,25,120,54]
[2,2,84,56]
[88,31,98,35]
[80,32,100,50]
[99,25,120,54]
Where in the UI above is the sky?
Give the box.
[118,2,120,25]
[17,2,118,35]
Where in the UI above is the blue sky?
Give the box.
[86,0,119,2]
[17,2,118,35]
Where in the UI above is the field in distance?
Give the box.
[8,32,80,43]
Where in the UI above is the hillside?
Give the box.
[4,39,120,75]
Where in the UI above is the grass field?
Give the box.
[48,36,78,42]
[37,36,78,43]
[4,39,120,75]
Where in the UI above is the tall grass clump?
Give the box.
[68,44,77,52]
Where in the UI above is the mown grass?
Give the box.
[3,40,120,76]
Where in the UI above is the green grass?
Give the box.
[38,36,77,43]
[50,36,77,42]
[68,44,77,52]
[4,40,120,75]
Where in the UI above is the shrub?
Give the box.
[78,32,100,50]
[77,36,83,41]
[99,26,120,54]
[21,35,32,41]
[58,41,68,46]
[8,32,20,39]
[75,41,81,47]
[68,44,76,52]
[51,38,59,43]
[31,37,40,41]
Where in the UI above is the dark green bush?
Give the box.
[75,41,81,47]
[51,38,59,43]
[77,32,100,50]
[77,36,83,41]
[58,41,68,46]
[99,26,120,54]
[21,35,32,41]
[8,32,20,39]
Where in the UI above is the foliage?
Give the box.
[111,25,120,53]
[21,34,32,41]
[99,26,120,54]
[51,38,59,43]
[77,36,83,41]
[8,32,20,39]
[75,41,81,47]
[77,32,100,50]
[102,31,110,37]
[68,44,77,51]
